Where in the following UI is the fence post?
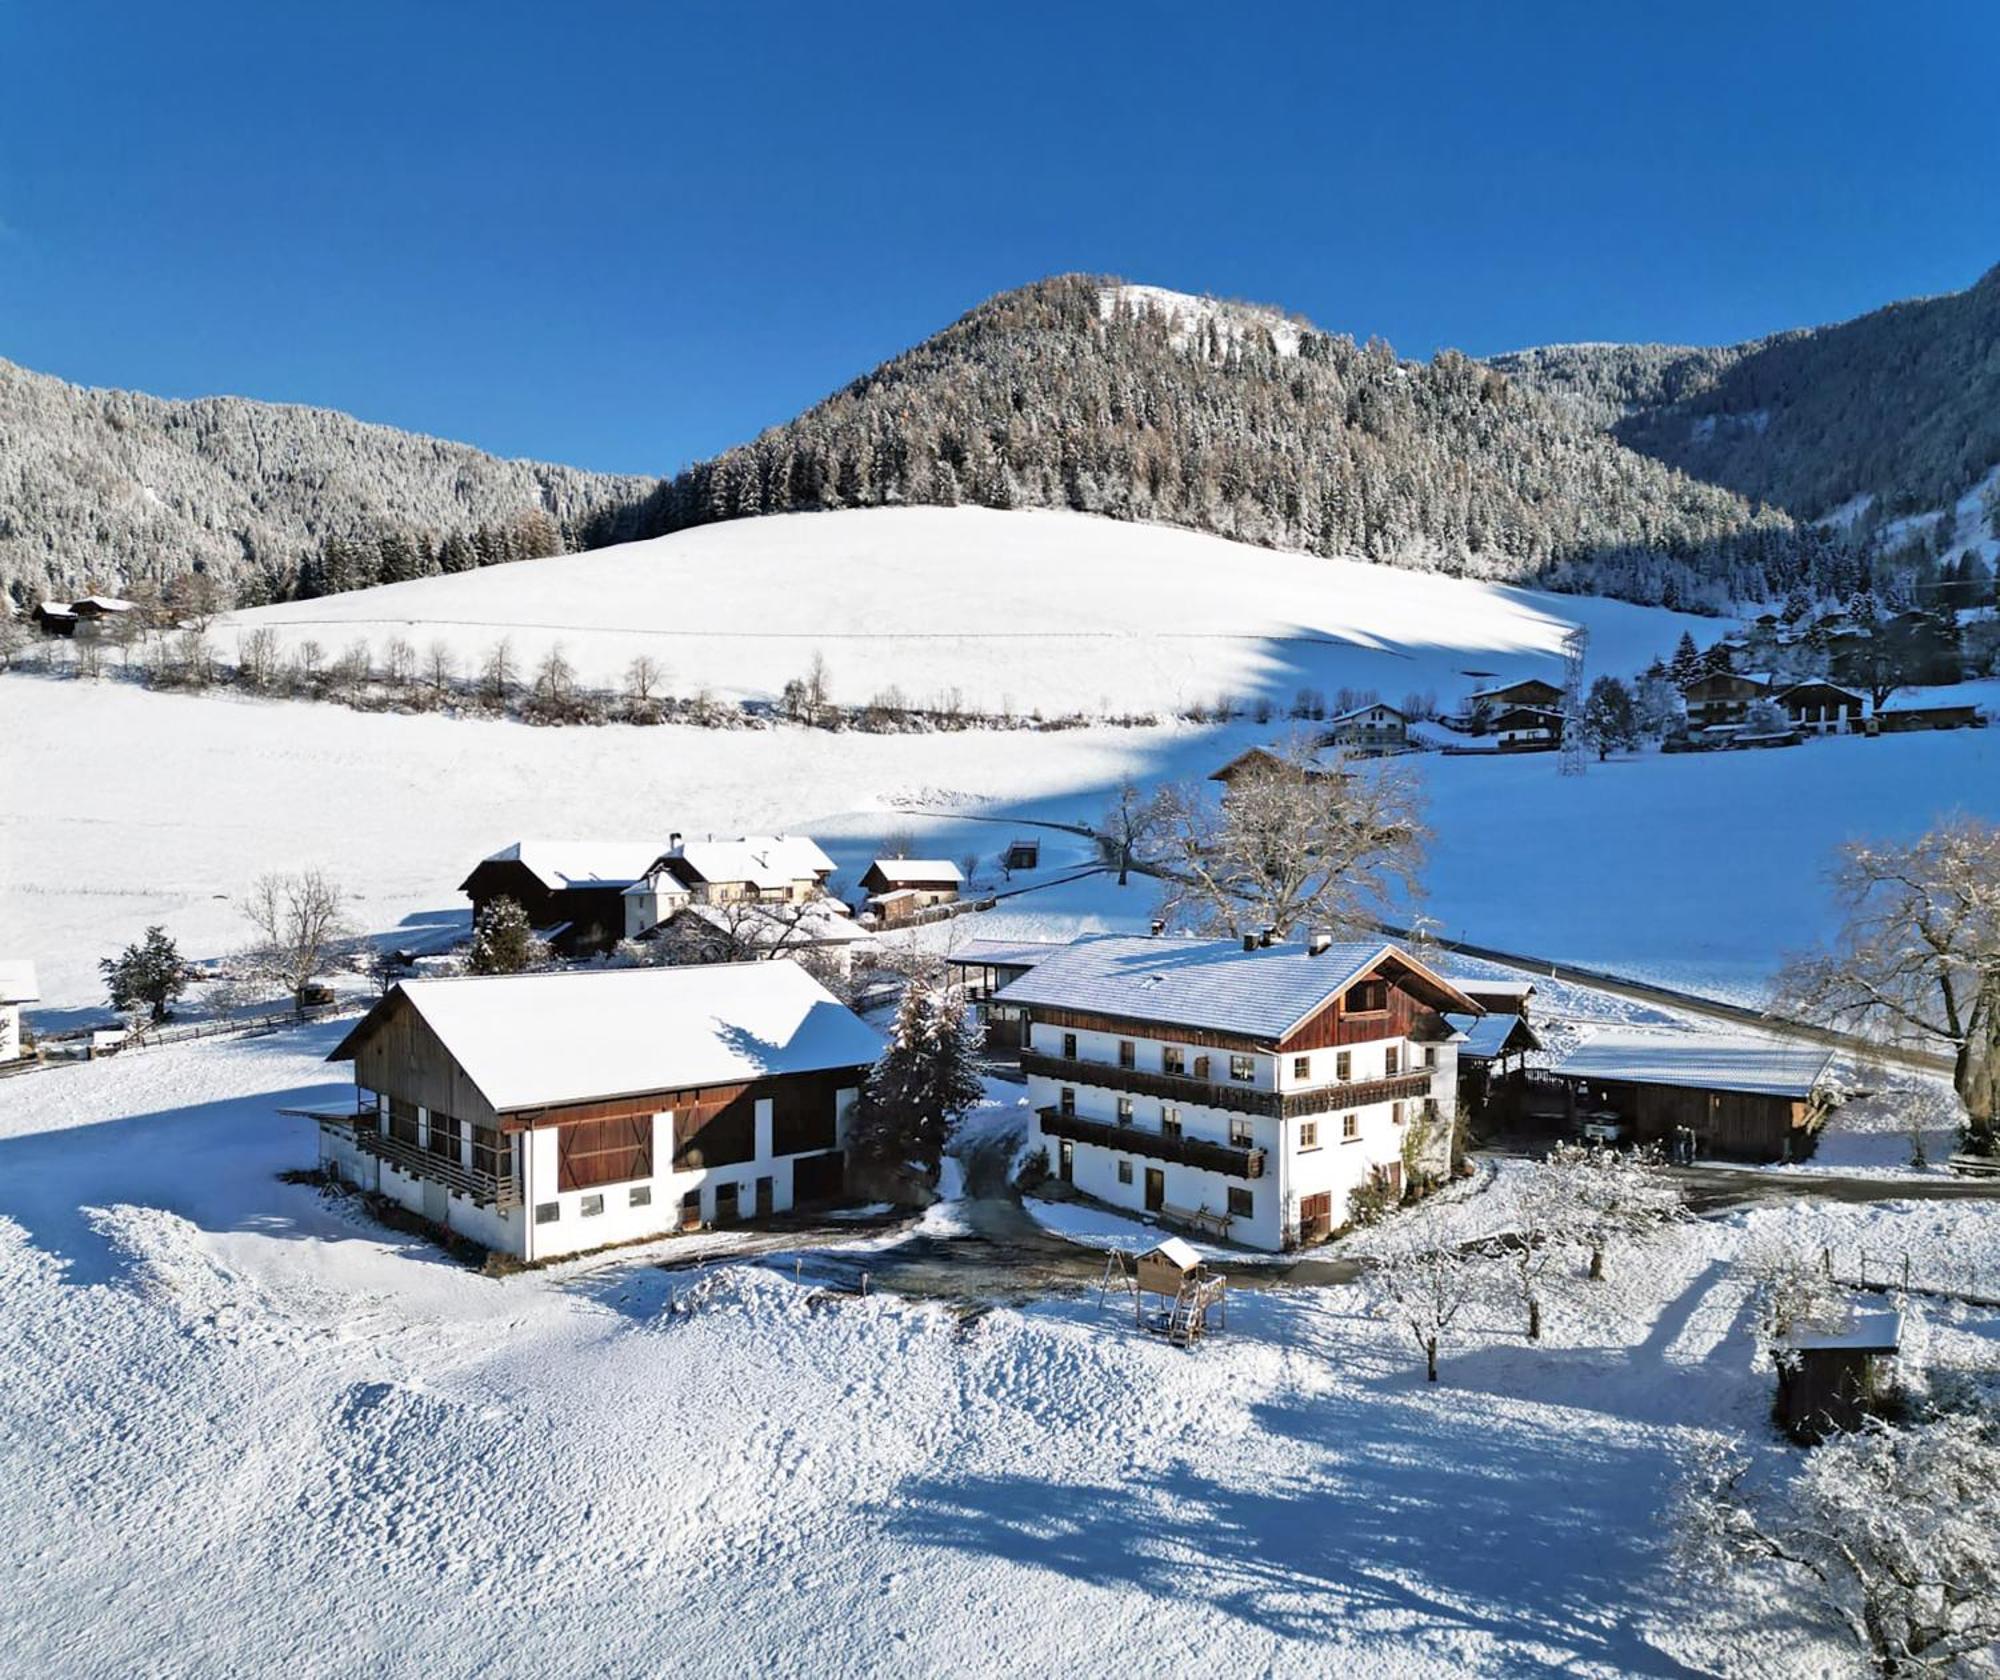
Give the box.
[1902,1253,1910,1293]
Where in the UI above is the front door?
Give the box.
[1144,1167,1165,1212]
[755,1176,774,1217]
[714,1181,739,1225]
[1058,1140,1074,1183]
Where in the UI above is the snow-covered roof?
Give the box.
[993,935,1476,1043]
[476,841,663,892]
[944,938,1066,969]
[1443,1012,1537,1060]
[1144,1236,1203,1270]
[670,835,835,890]
[676,900,871,947]
[73,595,135,613]
[1550,1030,1836,1099]
[333,961,881,1114]
[0,960,40,1005]
[1781,1308,1901,1354]
[1467,677,1561,702]
[621,868,692,899]
[1447,976,1534,1001]
[866,858,963,886]
[1326,702,1407,725]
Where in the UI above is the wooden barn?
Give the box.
[1775,680,1864,736]
[1776,1308,1901,1442]
[1680,671,1771,729]
[460,841,663,956]
[1548,1030,1838,1161]
[1872,703,1985,734]
[311,962,881,1262]
[859,858,962,921]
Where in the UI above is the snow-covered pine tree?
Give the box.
[99,925,188,1022]
[466,896,549,975]
[848,974,986,1172]
[1668,631,1702,689]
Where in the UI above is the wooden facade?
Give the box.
[458,859,629,955]
[1560,1073,1826,1161]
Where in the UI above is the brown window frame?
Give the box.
[1117,1039,1136,1070]
[1335,1051,1352,1082]
[1347,980,1389,1014]
[1162,1046,1186,1075]
[1341,1112,1359,1141]
[1292,1055,1311,1081]
[1227,1186,1253,1219]
[1229,1053,1256,1084]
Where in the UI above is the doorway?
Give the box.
[1144,1167,1165,1212]
[1058,1140,1074,1183]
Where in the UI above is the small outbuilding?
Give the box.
[858,858,963,906]
[1777,1308,1901,1443]
[1002,838,1041,872]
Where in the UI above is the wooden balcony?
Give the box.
[1038,1106,1266,1180]
[353,1124,522,1212]
[1021,1051,1431,1124]
[1278,1071,1432,1119]
[1020,1049,1278,1117]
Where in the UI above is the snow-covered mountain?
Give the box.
[1492,262,2000,533]
[0,356,648,606]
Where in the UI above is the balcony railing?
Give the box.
[352,1124,522,1211]
[1021,1051,1432,1124]
[1020,1049,1278,1117]
[1038,1106,1266,1180]
[1278,1071,1432,1119]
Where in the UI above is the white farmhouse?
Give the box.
[1000,935,1480,1250]
[0,960,39,1062]
[308,961,880,1262]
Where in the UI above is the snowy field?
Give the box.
[5,673,1998,1017]
[211,506,1717,716]
[8,1020,1996,1678]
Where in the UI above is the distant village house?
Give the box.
[0,960,39,1062]
[859,858,963,923]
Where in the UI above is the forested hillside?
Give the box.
[0,357,648,605]
[599,275,1830,611]
[1493,263,2000,525]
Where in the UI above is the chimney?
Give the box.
[1150,919,1166,938]
[1259,927,1276,948]
[1309,930,1332,956]
[1242,934,1257,953]
[669,831,683,854]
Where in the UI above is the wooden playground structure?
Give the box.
[1098,1236,1228,1347]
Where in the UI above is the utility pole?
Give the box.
[1558,625,1588,777]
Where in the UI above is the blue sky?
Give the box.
[2,1,1994,477]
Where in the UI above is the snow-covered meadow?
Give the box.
[12,1021,1993,1678]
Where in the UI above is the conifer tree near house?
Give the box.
[466,896,548,975]
[847,975,986,1173]
[100,926,188,1022]
[1668,631,1702,689]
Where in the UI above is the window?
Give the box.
[1161,1107,1183,1140]
[534,1201,560,1225]
[1062,1031,1078,1059]
[1117,1160,1133,1185]
[1059,1086,1076,1117]
[1117,1039,1136,1070]
[427,1108,463,1161]
[388,1098,419,1148]
[629,1185,652,1208]
[560,1113,653,1190]
[1192,1054,1211,1080]
[1229,1117,1253,1147]
[1424,1045,1437,1068]
[1392,1101,1406,1127]
[1342,1113,1359,1140]
[580,1193,605,1217]
[1116,1097,1135,1124]
[1229,1053,1255,1083]
[1348,980,1388,1013]
[1292,1056,1311,1081]
[1162,1046,1185,1075]
[471,1123,508,1181]
[1335,1051,1352,1082]
[1385,1046,1400,1077]
[1299,1120,1319,1149]
[1227,1186,1253,1218]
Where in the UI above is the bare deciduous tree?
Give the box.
[423,639,456,703]
[1677,1416,2000,1674]
[237,627,280,691]
[479,638,515,708]
[1100,780,1165,887]
[240,869,355,1012]
[1359,1203,1485,1383]
[1777,818,2000,1148]
[382,636,417,689]
[1150,738,1427,938]
[1541,1141,1683,1281]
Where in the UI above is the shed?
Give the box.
[1002,838,1041,872]
[1548,1030,1838,1161]
[1136,1235,1203,1298]
[1777,1309,1901,1442]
